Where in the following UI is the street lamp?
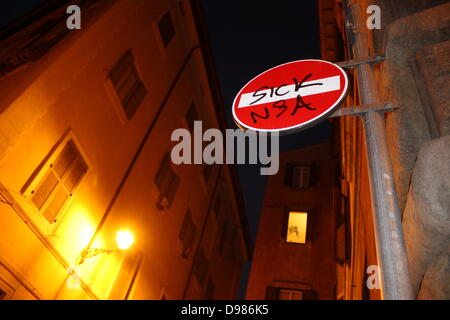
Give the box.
[77,230,135,265]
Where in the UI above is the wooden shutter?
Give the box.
[157,11,175,47]
[179,209,196,257]
[109,50,147,119]
[155,153,171,193]
[303,290,318,300]
[165,174,180,209]
[265,286,279,300]
[109,50,134,86]
[31,171,58,209]
[32,140,87,223]
[123,80,147,119]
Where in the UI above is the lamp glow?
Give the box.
[116,230,134,250]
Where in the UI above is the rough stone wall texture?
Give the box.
[415,40,450,137]
[402,135,450,298]
[378,2,450,211]
[417,247,450,300]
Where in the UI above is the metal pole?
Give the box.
[344,2,414,299]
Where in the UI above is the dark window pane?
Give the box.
[62,157,87,192]
[53,142,77,178]
[158,11,175,48]
[109,50,147,119]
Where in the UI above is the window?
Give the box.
[193,247,209,288]
[109,50,147,119]
[185,101,199,132]
[286,211,308,244]
[154,153,180,210]
[157,11,175,48]
[278,289,304,300]
[31,140,87,224]
[204,275,215,300]
[265,286,317,300]
[179,209,196,258]
[292,165,310,188]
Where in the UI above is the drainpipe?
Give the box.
[343,1,414,299]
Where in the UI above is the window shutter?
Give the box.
[155,153,171,192]
[157,11,175,48]
[32,171,58,209]
[109,50,147,119]
[179,209,196,257]
[62,157,87,192]
[303,290,318,300]
[53,142,77,178]
[109,50,134,86]
[265,286,279,300]
[43,186,69,223]
[123,80,147,119]
[165,174,180,209]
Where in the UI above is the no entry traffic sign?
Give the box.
[232,59,349,133]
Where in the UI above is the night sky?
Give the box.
[200,1,329,297]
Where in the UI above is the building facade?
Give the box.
[0,0,252,300]
[318,0,449,299]
[246,143,338,300]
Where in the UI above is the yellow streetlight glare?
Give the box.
[116,230,134,250]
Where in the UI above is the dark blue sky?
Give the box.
[201,1,329,298]
[201,0,329,242]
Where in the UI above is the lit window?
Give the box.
[157,11,175,48]
[292,165,310,188]
[109,50,147,119]
[286,211,308,244]
[278,289,304,300]
[31,140,87,223]
[154,153,180,210]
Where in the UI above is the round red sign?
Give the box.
[232,59,348,133]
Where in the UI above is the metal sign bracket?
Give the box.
[330,103,397,118]
[336,55,386,69]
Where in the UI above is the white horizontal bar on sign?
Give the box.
[238,75,341,108]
